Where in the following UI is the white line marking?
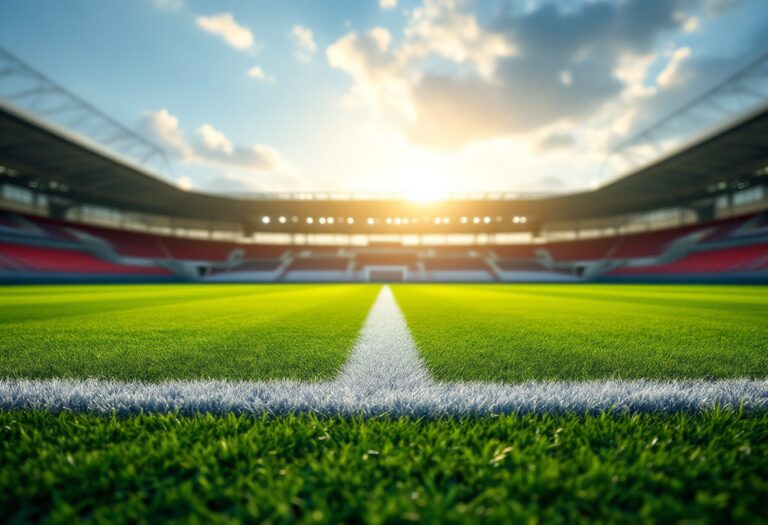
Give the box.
[0,286,766,415]
[334,285,431,391]
[1,377,765,416]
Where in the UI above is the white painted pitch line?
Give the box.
[333,285,432,391]
[0,286,766,416]
[1,377,765,416]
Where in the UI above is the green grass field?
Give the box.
[0,284,379,381]
[393,284,768,382]
[1,283,766,523]
[2,283,766,383]
[1,410,766,524]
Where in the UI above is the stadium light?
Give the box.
[262,216,270,224]
[306,217,314,224]
[367,218,375,225]
[461,217,468,224]
[386,218,392,225]
[473,217,480,224]
[319,217,326,225]
[483,216,491,224]
[327,217,335,224]
[279,216,287,224]
[443,217,450,224]
[395,218,402,225]
[434,217,442,225]
[347,218,354,225]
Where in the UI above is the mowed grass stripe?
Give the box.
[0,284,381,381]
[392,284,768,382]
[492,284,768,312]
[0,284,313,323]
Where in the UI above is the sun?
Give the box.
[399,155,450,203]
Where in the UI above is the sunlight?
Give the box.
[400,154,450,203]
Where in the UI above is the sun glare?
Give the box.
[400,155,449,203]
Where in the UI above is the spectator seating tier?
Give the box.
[543,238,617,261]
[423,258,490,271]
[0,242,171,275]
[609,244,768,275]
[287,257,351,271]
[355,253,418,269]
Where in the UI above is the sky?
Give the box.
[1,0,767,197]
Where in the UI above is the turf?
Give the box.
[392,284,768,382]
[0,284,380,381]
[0,410,765,524]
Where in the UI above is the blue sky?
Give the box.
[1,0,767,196]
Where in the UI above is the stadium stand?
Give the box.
[160,237,237,261]
[608,226,701,259]
[70,223,168,258]
[0,242,171,275]
[422,257,491,271]
[542,238,617,262]
[230,260,283,272]
[492,245,538,259]
[354,252,418,269]
[280,256,352,282]
[609,244,768,275]
[286,257,350,271]
[494,260,549,271]
[1,209,767,282]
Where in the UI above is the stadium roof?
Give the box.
[1,96,767,234]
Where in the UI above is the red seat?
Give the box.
[0,242,171,275]
[610,244,768,275]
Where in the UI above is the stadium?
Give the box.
[1,1,767,523]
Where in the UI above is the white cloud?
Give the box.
[683,16,701,32]
[247,65,274,83]
[176,176,194,190]
[140,109,295,185]
[291,25,318,63]
[196,124,234,155]
[326,0,723,152]
[403,0,515,78]
[538,131,575,152]
[657,47,692,88]
[614,53,658,99]
[379,0,397,10]
[674,11,701,33]
[327,28,414,121]
[247,66,266,79]
[142,109,195,161]
[196,13,255,51]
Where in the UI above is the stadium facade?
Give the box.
[0,49,767,283]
